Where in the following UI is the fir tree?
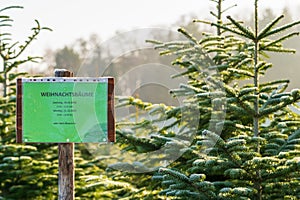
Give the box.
[116,0,300,199]
[0,6,59,199]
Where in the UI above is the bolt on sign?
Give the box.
[16,77,115,143]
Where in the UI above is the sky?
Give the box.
[1,0,300,57]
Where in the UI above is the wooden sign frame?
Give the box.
[16,77,115,143]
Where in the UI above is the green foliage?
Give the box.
[115,0,300,199]
[0,145,57,199]
[0,6,58,199]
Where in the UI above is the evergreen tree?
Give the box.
[115,0,300,199]
[0,6,59,199]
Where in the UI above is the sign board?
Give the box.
[16,77,115,143]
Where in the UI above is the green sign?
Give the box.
[16,77,115,143]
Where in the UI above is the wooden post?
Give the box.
[56,69,75,200]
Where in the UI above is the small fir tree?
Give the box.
[0,6,60,199]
